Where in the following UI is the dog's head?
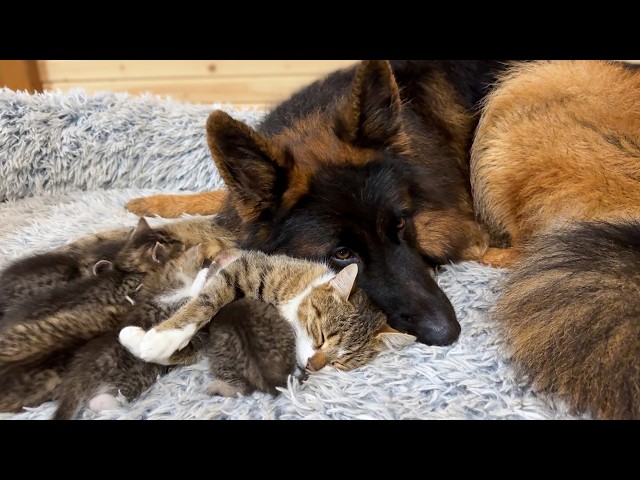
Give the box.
[206,60,486,346]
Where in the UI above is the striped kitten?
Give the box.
[121,248,416,397]
[52,244,228,420]
[0,216,236,414]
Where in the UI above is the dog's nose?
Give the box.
[412,313,461,346]
[391,302,461,346]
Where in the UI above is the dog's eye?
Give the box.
[332,247,353,261]
[397,217,406,230]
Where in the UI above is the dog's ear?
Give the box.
[334,60,407,152]
[206,110,288,221]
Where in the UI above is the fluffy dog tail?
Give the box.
[492,220,640,419]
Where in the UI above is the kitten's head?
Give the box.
[155,243,239,292]
[115,217,185,273]
[297,264,416,372]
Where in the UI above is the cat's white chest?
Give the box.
[279,272,334,369]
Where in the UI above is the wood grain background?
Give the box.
[37,60,359,108]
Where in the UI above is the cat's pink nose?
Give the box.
[306,351,327,372]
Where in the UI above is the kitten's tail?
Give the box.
[492,220,640,419]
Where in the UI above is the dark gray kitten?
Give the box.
[205,297,298,397]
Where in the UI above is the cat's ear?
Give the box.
[334,60,407,153]
[93,260,113,275]
[206,110,291,222]
[375,323,416,350]
[328,263,358,301]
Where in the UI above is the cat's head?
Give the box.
[296,264,416,372]
[115,217,186,273]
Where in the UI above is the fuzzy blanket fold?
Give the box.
[0,88,582,420]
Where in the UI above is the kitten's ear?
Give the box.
[206,110,290,222]
[129,217,153,241]
[93,260,113,275]
[375,323,416,351]
[328,263,358,301]
[184,243,202,263]
[334,60,407,152]
[151,242,168,264]
[212,247,242,269]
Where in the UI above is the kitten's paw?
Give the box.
[139,325,197,365]
[88,393,119,412]
[119,326,147,358]
[206,380,244,397]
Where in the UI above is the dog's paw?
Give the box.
[119,326,147,358]
[125,195,182,218]
[139,325,197,365]
[125,197,159,216]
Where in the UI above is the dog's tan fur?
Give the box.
[472,60,640,266]
[472,60,640,419]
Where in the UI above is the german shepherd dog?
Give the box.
[127,60,640,419]
[127,60,509,347]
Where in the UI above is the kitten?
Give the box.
[204,298,305,397]
[0,354,69,413]
[51,244,219,420]
[0,218,188,413]
[0,217,182,367]
[0,217,185,317]
[0,216,237,414]
[121,248,416,397]
[0,232,125,318]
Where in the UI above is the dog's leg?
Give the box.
[125,190,227,218]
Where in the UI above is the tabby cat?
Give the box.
[121,248,416,397]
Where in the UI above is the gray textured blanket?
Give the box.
[0,88,581,420]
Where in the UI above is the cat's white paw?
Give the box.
[190,267,210,297]
[119,326,147,358]
[139,325,197,365]
[88,393,119,412]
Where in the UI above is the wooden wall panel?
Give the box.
[37,60,358,107]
